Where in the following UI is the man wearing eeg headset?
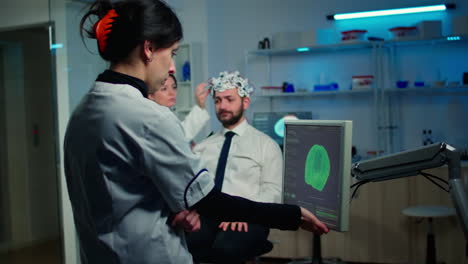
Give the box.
[187,71,284,263]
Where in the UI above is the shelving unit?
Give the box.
[245,39,382,155]
[382,36,468,153]
[256,88,373,98]
[246,35,468,57]
[247,41,374,56]
[248,36,468,264]
[385,86,468,95]
[383,35,468,47]
[173,43,202,120]
[245,35,468,155]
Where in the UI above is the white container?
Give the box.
[453,15,468,36]
[389,26,418,40]
[352,75,373,90]
[417,20,442,38]
[341,30,367,42]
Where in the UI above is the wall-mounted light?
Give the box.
[327,4,455,20]
[297,47,310,52]
[447,36,461,41]
[50,43,64,50]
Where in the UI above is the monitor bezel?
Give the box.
[252,112,313,140]
[283,119,352,232]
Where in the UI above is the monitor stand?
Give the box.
[288,234,347,264]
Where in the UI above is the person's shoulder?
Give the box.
[127,97,177,125]
[96,83,179,128]
[247,125,282,150]
[92,82,167,115]
[142,101,181,129]
[248,125,276,143]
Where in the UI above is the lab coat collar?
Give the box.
[96,70,148,97]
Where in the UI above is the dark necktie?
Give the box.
[214,131,236,191]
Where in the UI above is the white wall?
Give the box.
[170,0,209,80]
[2,0,49,28]
[66,1,108,111]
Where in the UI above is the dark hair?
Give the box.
[168,73,177,88]
[80,0,183,63]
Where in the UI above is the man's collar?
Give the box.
[221,119,249,137]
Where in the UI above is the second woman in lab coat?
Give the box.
[148,73,210,141]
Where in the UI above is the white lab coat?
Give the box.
[181,105,210,141]
[64,81,214,264]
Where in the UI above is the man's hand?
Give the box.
[194,83,210,109]
[171,210,201,232]
[299,207,329,235]
[218,222,248,232]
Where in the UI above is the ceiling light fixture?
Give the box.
[327,4,455,20]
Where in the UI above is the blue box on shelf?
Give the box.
[414,81,425,87]
[396,80,409,88]
[284,83,295,93]
[314,83,339,91]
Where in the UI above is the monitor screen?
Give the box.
[252,112,313,147]
[282,120,352,232]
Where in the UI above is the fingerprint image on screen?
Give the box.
[305,145,330,191]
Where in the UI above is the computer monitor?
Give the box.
[282,120,352,232]
[252,112,313,147]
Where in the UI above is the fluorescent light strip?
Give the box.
[297,47,310,52]
[447,36,460,41]
[50,43,64,50]
[333,4,447,20]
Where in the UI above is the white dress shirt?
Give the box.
[193,119,283,203]
[181,105,210,141]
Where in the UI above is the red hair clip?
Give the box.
[94,9,118,53]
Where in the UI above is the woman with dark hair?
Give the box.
[64,1,328,263]
[148,73,211,141]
